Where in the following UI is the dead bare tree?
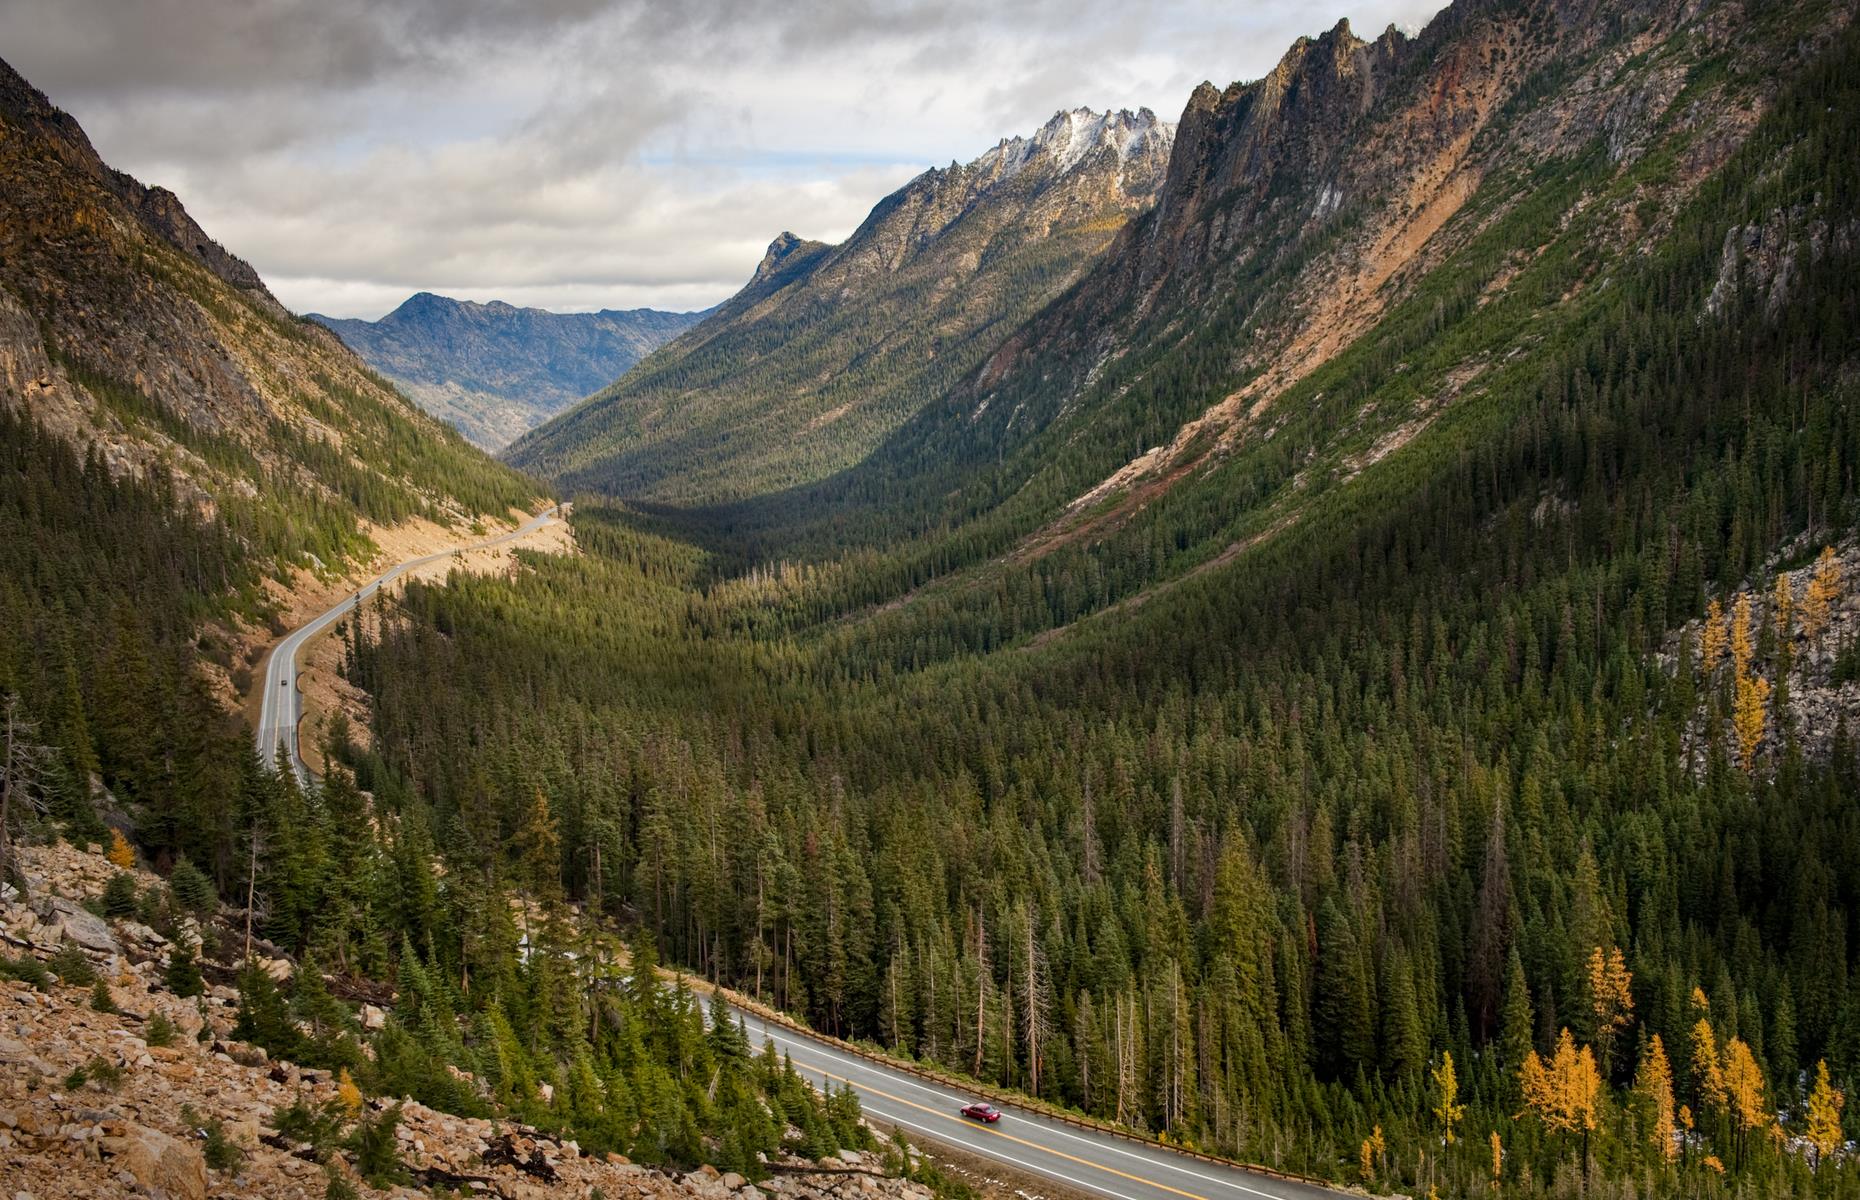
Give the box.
[1021,903,1052,1096]
[0,693,54,901]
[972,906,991,1078]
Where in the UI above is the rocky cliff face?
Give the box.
[892,0,1823,558]
[311,295,705,450]
[0,58,278,308]
[0,55,535,545]
[508,107,1176,505]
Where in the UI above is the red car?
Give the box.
[960,1102,1002,1123]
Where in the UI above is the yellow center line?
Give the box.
[785,1053,1212,1200]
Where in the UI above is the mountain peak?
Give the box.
[750,231,821,285]
[969,106,1175,185]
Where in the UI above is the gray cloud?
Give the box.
[0,0,1444,316]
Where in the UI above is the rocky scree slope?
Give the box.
[0,55,539,570]
[0,839,938,1200]
[311,295,705,451]
[508,107,1175,505]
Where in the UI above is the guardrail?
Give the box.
[662,968,1350,1196]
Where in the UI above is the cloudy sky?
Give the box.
[0,0,1443,318]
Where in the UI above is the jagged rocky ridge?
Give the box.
[311,295,705,451]
[507,106,1174,504]
[688,0,1843,595]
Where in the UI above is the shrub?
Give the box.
[48,942,96,987]
[67,1055,124,1091]
[100,872,138,918]
[345,1102,407,1187]
[163,941,205,998]
[146,1012,178,1047]
[0,954,52,991]
[270,1096,344,1158]
[323,1164,359,1200]
[183,1105,245,1172]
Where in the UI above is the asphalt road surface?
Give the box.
[255,505,560,781]
[730,1006,1344,1200]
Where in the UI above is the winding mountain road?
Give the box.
[255,505,560,781]
[729,1006,1344,1200]
[254,504,1342,1200]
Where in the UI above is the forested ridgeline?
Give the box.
[332,20,1860,1200]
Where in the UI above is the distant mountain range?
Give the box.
[509,106,1174,503]
[310,296,705,449]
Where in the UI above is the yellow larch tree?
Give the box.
[1732,593,1756,678]
[1587,946,1634,1066]
[1803,547,1842,643]
[1434,1051,1465,1144]
[1360,1124,1386,1183]
[1733,671,1770,770]
[1489,1130,1503,1189]
[1691,1017,1727,1114]
[1807,1059,1845,1171]
[1722,1037,1767,1165]
[1700,598,1728,674]
[1521,1029,1602,1138]
[106,828,134,870]
[337,1066,364,1116]
[1774,572,1795,642]
[1636,1034,1678,1163]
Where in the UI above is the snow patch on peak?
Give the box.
[970,106,1173,183]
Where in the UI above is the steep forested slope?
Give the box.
[0,52,539,886]
[509,108,1174,504]
[332,2,1860,1197]
[311,294,704,449]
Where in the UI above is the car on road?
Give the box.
[960,1102,1001,1123]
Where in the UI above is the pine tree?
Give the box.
[1500,950,1534,1076]
[1384,953,1426,1084]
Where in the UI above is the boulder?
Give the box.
[0,1035,54,1076]
[35,896,118,954]
[101,1123,207,1200]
